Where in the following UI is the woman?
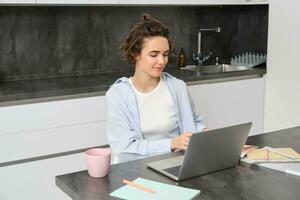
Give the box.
[106,14,206,163]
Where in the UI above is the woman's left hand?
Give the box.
[171,132,192,151]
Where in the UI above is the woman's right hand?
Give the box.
[171,132,192,151]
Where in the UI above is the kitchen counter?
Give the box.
[0,66,266,107]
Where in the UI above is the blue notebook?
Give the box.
[110,177,200,200]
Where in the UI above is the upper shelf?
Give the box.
[0,0,269,5]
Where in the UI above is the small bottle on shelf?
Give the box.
[178,48,186,68]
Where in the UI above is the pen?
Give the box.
[264,148,269,160]
[122,179,156,194]
[265,147,297,160]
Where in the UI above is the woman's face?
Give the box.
[134,36,170,78]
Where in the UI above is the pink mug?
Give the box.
[85,148,111,178]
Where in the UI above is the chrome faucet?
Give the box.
[193,27,221,66]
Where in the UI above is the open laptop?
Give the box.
[147,122,252,181]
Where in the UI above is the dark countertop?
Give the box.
[56,126,300,200]
[0,66,266,106]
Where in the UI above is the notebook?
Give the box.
[110,177,200,200]
[242,147,300,163]
[240,145,258,158]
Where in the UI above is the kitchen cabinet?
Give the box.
[119,0,186,5]
[0,95,107,164]
[0,153,85,200]
[0,0,268,4]
[0,0,35,3]
[0,77,264,165]
[0,95,108,200]
[36,0,118,4]
[264,0,300,132]
[188,0,268,5]
[0,77,264,199]
[188,77,265,136]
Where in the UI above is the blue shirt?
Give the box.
[106,72,205,162]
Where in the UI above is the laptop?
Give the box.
[147,122,252,181]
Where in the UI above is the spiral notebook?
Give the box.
[110,177,200,200]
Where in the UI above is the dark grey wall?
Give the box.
[0,5,268,81]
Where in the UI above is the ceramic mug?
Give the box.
[85,148,111,178]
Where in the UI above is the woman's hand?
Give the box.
[171,132,192,151]
[202,127,210,132]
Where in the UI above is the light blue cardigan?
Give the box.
[106,72,205,159]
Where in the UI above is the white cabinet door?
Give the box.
[187,83,209,126]
[0,95,108,163]
[188,0,244,5]
[245,0,268,4]
[0,96,106,135]
[188,0,268,5]
[0,0,35,3]
[119,0,186,4]
[204,78,265,136]
[0,153,86,200]
[188,77,265,136]
[36,0,118,4]
[0,121,107,163]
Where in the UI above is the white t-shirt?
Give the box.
[129,76,179,140]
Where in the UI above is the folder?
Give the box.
[243,147,300,163]
[110,177,200,200]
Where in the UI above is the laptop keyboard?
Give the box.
[163,165,181,177]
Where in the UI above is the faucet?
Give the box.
[193,27,221,66]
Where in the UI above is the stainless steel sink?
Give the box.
[181,64,251,73]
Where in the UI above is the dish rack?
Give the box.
[230,52,267,68]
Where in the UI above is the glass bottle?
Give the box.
[178,48,186,68]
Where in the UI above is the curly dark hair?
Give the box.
[120,14,173,65]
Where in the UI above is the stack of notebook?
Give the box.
[241,146,300,177]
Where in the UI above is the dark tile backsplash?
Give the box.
[0,5,268,81]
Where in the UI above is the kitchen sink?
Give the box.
[181,64,251,73]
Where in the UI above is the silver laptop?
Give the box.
[147,122,252,181]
